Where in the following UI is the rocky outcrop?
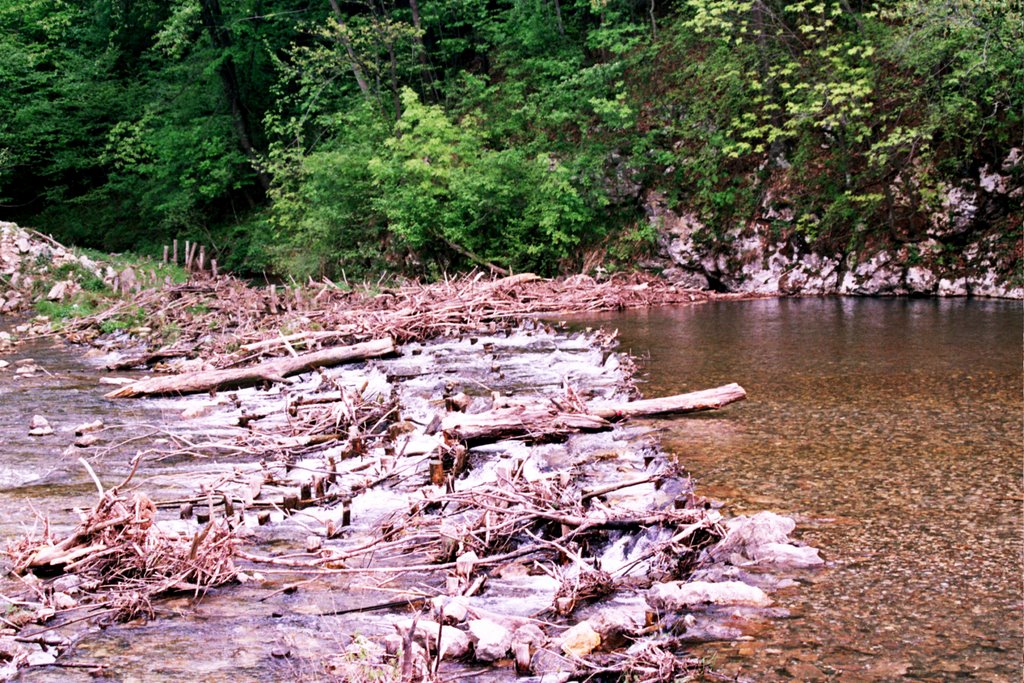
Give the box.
[0,222,117,313]
[643,149,1022,299]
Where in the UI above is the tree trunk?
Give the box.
[328,0,373,98]
[587,383,747,419]
[442,384,746,444]
[105,338,396,398]
[197,0,272,191]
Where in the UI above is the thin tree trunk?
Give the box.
[197,0,272,192]
[328,0,372,98]
[553,0,565,36]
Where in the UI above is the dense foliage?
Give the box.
[0,0,1020,278]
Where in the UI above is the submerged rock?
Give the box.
[709,511,824,568]
[647,580,772,610]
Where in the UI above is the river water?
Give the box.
[587,297,1022,682]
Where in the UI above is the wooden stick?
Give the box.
[105,337,397,398]
[173,239,178,265]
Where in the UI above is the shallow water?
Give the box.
[585,298,1022,681]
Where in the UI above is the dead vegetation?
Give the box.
[5,457,237,626]
[1,245,768,681]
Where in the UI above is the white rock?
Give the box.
[905,266,937,294]
[28,415,53,436]
[752,542,824,568]
[559,621,601,657]
[511,623,546,649]
[647,580,772,610]
[431,595,469,623]
[394,618,470,660]
[587,606,644,638]
[467,618,512,662]
[937,277,967,297]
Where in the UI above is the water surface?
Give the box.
[589,298,1022,681]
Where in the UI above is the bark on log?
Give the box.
[442,404,610,445]
[105,338,396,398]
[587,383,747,419]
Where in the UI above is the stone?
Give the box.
[28,415,53,437]
[74,419,104,435]
[431,595,470,623]
[937,277,967,297]
[559,621,601,657]
[74,434,99,448]
[394,618,471,660]
[511,623,546,650]
[905,266,937,294]
[587,606,644,639]
[646,580,772,610]
[752,542,824,568]
[467,618,512,662]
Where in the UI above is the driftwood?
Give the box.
[105,337,396,398]
[442,384,745,444]
[442,405,610,444]
[588,383,747,419]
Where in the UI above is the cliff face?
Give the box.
[642,149,1023,299]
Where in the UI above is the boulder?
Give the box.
[905,266,937,294]
[559,621,601,657]
[646,580,772,610]
[394,618,470,660]
[467,618,512,662]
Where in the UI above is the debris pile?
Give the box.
[6,458,237,625]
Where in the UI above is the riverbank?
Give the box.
[0,228,822,681]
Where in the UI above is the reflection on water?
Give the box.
[588,298,1022,681]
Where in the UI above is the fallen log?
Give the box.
[587,383,746,419]
[442,404,610,444]
[105,337,396,398]
[443,384,745,445]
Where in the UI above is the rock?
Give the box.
[712,511,794,558]
[558,621,601,657]
[51,592,77,610]
[587,606,644,640]
[394,618,471,660]
[28,415,53,437]
[51,574,83,594]
[905,266,937,294]
[937,277,967,296]
[74,419,104,435]
[647,580,772,610]
[46,281,68,301]
[0,360,9,370]
[74,433,99,448]
[511,623,546,650]
[467,618,512,662]
[431,595,469,623]
[752,542,824,568]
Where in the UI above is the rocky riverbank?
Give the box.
[0,228,824,681]
[640,148,1022,299]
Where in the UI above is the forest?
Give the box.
[0,0,1020,279]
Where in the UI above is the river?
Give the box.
[2,298,1021,681]
[586,297,1022,681]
